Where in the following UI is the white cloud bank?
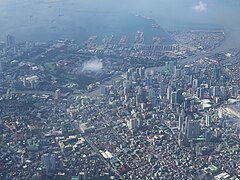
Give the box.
[193,1,207,13]
[82,59,103,72]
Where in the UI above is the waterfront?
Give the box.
[1,0,240,51]
[0,1,240,179]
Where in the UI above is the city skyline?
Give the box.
[0,1,240,180]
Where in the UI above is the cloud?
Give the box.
[193,1,207,13]
[82,59,103,72]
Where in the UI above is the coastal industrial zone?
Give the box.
[0,29,239,180]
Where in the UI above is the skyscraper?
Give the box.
[127,119,138,130]
[168,61,176,74]
[167,86,172,101]
[205,114,211,127]
[0,60,3,72]
[176,89,184,104]
[192,78,199,89]
[213,86,220,97]
[197,87,204,99]
[139,67,145,79]
[178,116,184,131]
[146,75,153,87]
[218,108,223,119]
[171,91,177,104]
[79,172,86,180]
[231,84,238,97]
[41,153,56,174]
[5,35,15,48]
[187,120,200,139]
[54,89,61,100]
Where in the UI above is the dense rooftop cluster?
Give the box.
[170,31,225,54]
[0,31,239,179]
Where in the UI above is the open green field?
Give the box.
[44,62,57,74]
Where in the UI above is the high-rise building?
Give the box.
[213,86,220,97]
[123,80,129,89]
[159,81,166,98]
[195,64,200,74]
[127,119,138,130]
[151,95,157,107]
[171,91,177,104]
[220,86,227,99]
[218,108,223,119]
[50,154,56,171]
[148,88,156,105]
[213,66,220,79]
[231,84,238,97]
[137,119,143,129]
[174,68,181,77]
[209,86,213,97]
[139,67,145,79]
[187,120,200,139]
[168,61,176,74]
[188,75,193,85]
[192,78,199,89]
[136,93,141,106]
[0,60,3,72]
[180,109,186,117]
[176,89,184,104]
[41,153,56,174]
[140,88,147,103]
[6,88,12,99]
[126,68,132,79]
[100,85,107,95]
[79,172,86,180]
[55,89,61,100]
[146,87,157,106]
[127,118,142,130]
[167,86,172,101]
[197,87,204,99]
[146,75,153,86]
[5,35,15,48]
[205,114,211,127]
[22,77,27,87]
[178,116,184,131]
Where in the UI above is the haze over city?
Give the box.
[0,0,240,180]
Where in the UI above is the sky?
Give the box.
[0,0,240,49]
[1,0,240,29]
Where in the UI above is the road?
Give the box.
[223,107,240,119]
[12,90,54,96]
[84,136,124,180]
[73,119,124,179]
